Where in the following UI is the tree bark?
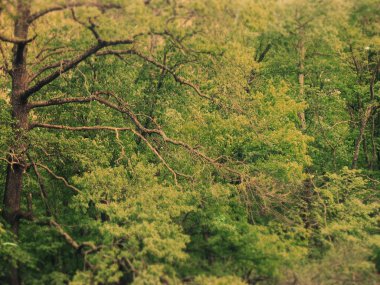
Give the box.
[297,24,307,131]
[2,2,31,284]
[3,0,30,231]
[352,105,373,169]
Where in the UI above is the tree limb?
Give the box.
[28,154,53,216]
[29,91,242,178]
[130,50,214,102]
[21,38,134,100]
[27,2,121,24]
[50,220,80,249]
[30,123,189,184]
[34,162,81,194]
[0,33,36,44]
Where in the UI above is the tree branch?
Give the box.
[130,50,214,102]
[31,120,241,181]
[29,157,52,217]
[29,95,96,108]
[21,38,134,100]
[34,162,81,194]
[50,220,80,249]
[30,123,189,184]
[0,33,36,44]
[256,43,271,63]
[27,2,121,24]
[29,90,241,177]
[70,9,102,42]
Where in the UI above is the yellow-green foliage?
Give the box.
[0,0,379,284]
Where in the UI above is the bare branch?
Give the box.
[31,119,240,179]
[29,61,66,82]
[21,38,134,100]
[32,47,78,66]
[50,220,80,249]
[95,49,135,57]
[114,129,126,165]
[256,43,272,63]
[29,95,96,108]
[70,9,101,42]
[36,46,68,60]
[96,48,214,102]
[28,156,52,216]
[27,2,121,24]
[0,33,36,44]
[30,123,185,184]
[35,162,81,194]
[22,44,102,100]
[130,50,214,102]
[29,91,242,178]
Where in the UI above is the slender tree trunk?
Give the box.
[352,106,373,169]
[297,25,307,131]
[370,115,377,170]
[363,136,370,166]
[369,64,378,170]
[2,2,31,284]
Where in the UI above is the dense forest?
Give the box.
[0,0,379,284]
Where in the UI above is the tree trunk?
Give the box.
[3,103,29,234]
[2,1,31,284]
[297,25,307,131]
[352,106,373,169]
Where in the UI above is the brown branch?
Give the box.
[70,9,101,42]
[128,127,183,185]
[27,2,121,24]
[256,44,272,63]
[95,49,135,57]
[28,155,52,216]
[50,220,97,253]
[114,129,126,165]
[48,219,98,271]
[31,119,240,179]
[30,123,187,184]
[352,103,380,169]
[29,60,68,82]
[0,157,13,165]
[131,50,214,102]
[50,220,80,249]
[35,46,68,60]
[349,45,361,78]
[29,91,241,178]
[21,37,134,100]
[0,33,36,44]
[29,95,96,108]
[31,47,78,68]
[28,45,215,105]
[97,48,214,102]
[34,162,81,194]
[22,44,104,100]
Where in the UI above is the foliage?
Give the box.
[0,0,379,284]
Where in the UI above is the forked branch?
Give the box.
[29,91,242,178]
[30,123,191,184]
[35,163,81,194]
[27,2,121,24]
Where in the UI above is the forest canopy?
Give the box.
[0,0,379,284]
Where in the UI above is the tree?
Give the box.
[0,1,378,284]
[0,0,234,283]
